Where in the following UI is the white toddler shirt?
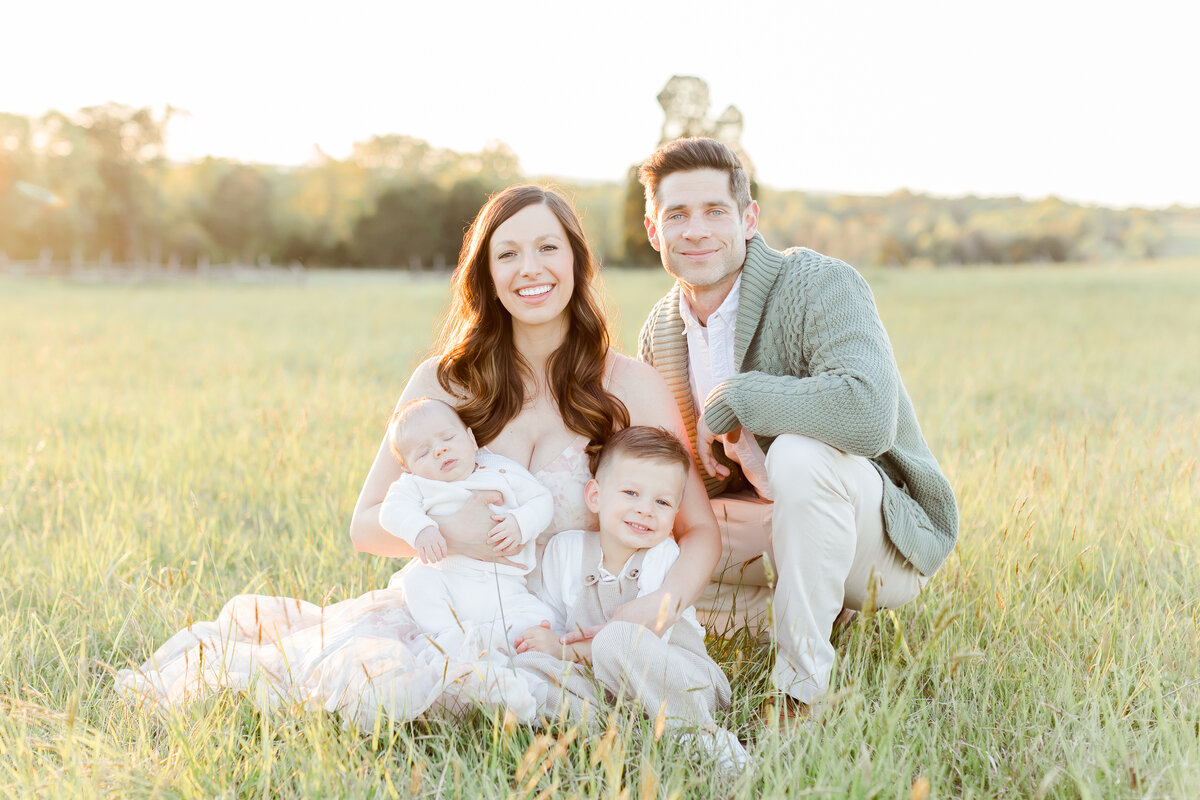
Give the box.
[536,529,705,644]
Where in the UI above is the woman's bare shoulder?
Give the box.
[605,351,675,419]
[396,356,458,409]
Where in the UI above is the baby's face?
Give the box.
[396,405,477,482]
[586,453,685,555]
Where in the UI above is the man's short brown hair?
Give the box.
[594,425,692,480]
[638,137,752,217]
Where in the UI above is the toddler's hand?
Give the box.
[514,621,559,655]
[414,527,447,563]
[487,514,523,556]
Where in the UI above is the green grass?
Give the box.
[2,261,1198,798]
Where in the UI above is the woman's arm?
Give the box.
[350,357,516,561]
[349,358,446,558]
[605,355,721,631]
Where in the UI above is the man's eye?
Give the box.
[668,214,684,222]
[710,209,725,216]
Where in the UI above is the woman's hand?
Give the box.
[558,590,682,644]
[608,588,681,635]
[432,491,526,568]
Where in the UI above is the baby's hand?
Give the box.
[514,621,560,656]
[414,526,447,563]
[486,514,523,556]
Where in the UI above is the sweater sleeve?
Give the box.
[703,259,901,458]
[378,475,436,546]
[636,312,655,364]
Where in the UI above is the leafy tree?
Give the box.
[198,163,273,262]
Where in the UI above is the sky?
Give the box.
[4,0,1198,208]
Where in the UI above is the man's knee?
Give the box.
[765,434,845,501]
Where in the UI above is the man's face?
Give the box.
[644,168,759,298]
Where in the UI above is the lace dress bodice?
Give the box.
[530,435,598,543]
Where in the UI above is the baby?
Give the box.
[380,397,556,651]
[515,425,747,772]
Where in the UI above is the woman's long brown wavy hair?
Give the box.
[433,185,629,450]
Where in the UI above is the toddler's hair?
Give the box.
[388,397,462,467]
[593,425,691,478]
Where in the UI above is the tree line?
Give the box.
[3,104,1198,270]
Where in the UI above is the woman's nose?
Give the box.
[519,252,541,277]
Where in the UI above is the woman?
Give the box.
[118,186,720,726]
[351,185,719,629]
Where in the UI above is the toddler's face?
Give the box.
[586,454,685,554]
[395,405,477,482]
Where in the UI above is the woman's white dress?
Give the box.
[116,438,596,728]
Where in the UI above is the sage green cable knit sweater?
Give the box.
[638,234,958,576]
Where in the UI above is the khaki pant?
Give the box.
[697,434,928,703]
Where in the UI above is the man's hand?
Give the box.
[514,621,561,655]
[413,526,447,563]
[559,624,603,646]
[486,514,523,556]
[430,491,525,568]
[696,414,741,479]
[608,588,681,635]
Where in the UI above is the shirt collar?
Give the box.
[678,273,743,332]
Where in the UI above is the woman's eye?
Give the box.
[497,251,515,260]
[540,244,557,252]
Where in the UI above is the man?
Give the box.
[636,137,958,715]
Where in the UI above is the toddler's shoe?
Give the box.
[679,726,749,777]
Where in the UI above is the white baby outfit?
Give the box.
[380,451,555,651]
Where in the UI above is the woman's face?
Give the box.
[488,203,575,331]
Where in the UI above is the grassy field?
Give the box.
[1,261,1198,798]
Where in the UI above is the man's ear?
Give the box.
[644,215,663,252]
[743,200,760,241]
[584,478,601,513]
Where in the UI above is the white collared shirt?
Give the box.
[536,530,705,643]
[679,275,773,500]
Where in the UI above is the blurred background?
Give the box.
[2,0,1198,272]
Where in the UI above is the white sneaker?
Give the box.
[679,727,749,776]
